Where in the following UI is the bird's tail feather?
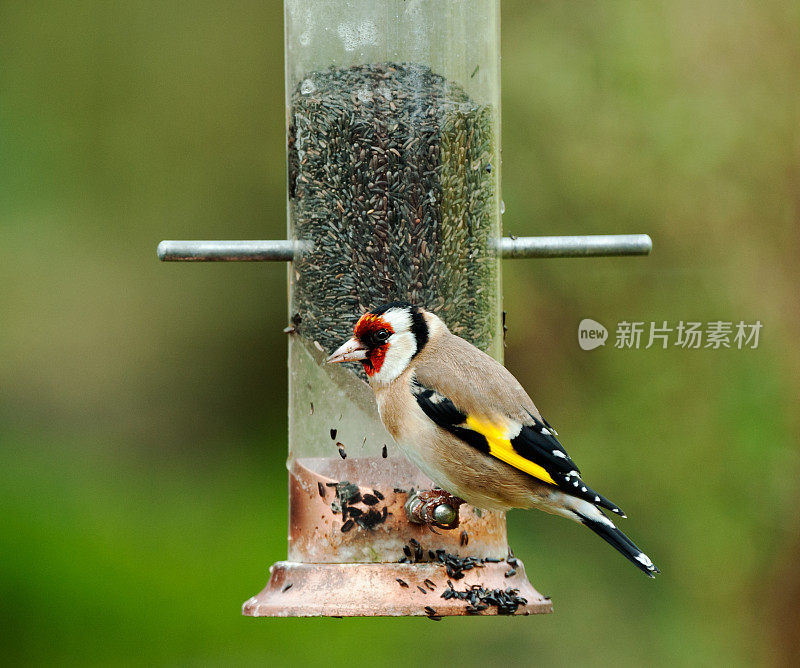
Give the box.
[577,512,660,578]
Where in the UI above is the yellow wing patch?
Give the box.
[464,415,556,485]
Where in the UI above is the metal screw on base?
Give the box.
[406,490,465,530]
[432,504,457,526]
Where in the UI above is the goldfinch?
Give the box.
[327,302,659,578]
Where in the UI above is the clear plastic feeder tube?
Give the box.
[285,0,503,563]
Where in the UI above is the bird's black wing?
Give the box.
[410,377,625,516]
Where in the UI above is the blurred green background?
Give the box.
[2,1,798,665]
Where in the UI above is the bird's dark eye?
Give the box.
[373,329,391,344]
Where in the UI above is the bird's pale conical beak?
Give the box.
[326,337,369,364]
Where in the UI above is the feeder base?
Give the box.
[242,560,552,617]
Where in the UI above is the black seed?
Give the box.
[330,428,337,440]
[440,582,528,615]
[396,578,409,588]
[317,482,326,498]
[362,493,379,506]
[341,519,355,532]
[505,569,516,578]
[381,445,388,458]
[281,583,293,593]
[338,447,347,459]
[288,62,499,368]
[417,586,427,595]
[372,489,384,500]
[423,579,436,591]
[460,530,469,546]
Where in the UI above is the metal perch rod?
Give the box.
[495,234,652,258]
[157,235,652,262]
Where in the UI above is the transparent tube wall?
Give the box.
[285,0,502,562]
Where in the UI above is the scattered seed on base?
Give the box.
[441,582,527,615]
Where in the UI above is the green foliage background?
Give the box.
[1,1,798,665]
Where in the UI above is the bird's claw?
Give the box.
[405,489,465,530]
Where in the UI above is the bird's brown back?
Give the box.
[412,324,542,424]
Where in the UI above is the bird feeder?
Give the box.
[158,0,651,618]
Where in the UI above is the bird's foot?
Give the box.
[405,489,465,530]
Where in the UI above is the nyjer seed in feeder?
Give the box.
[158,0,653,618]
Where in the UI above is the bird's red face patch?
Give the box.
[354,313,394,376]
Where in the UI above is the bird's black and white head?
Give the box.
[326,302,431,384]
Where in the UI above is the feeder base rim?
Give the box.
[242,560,552,618]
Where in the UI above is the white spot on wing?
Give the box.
[635,552,654,569]
[552,450,567,459]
